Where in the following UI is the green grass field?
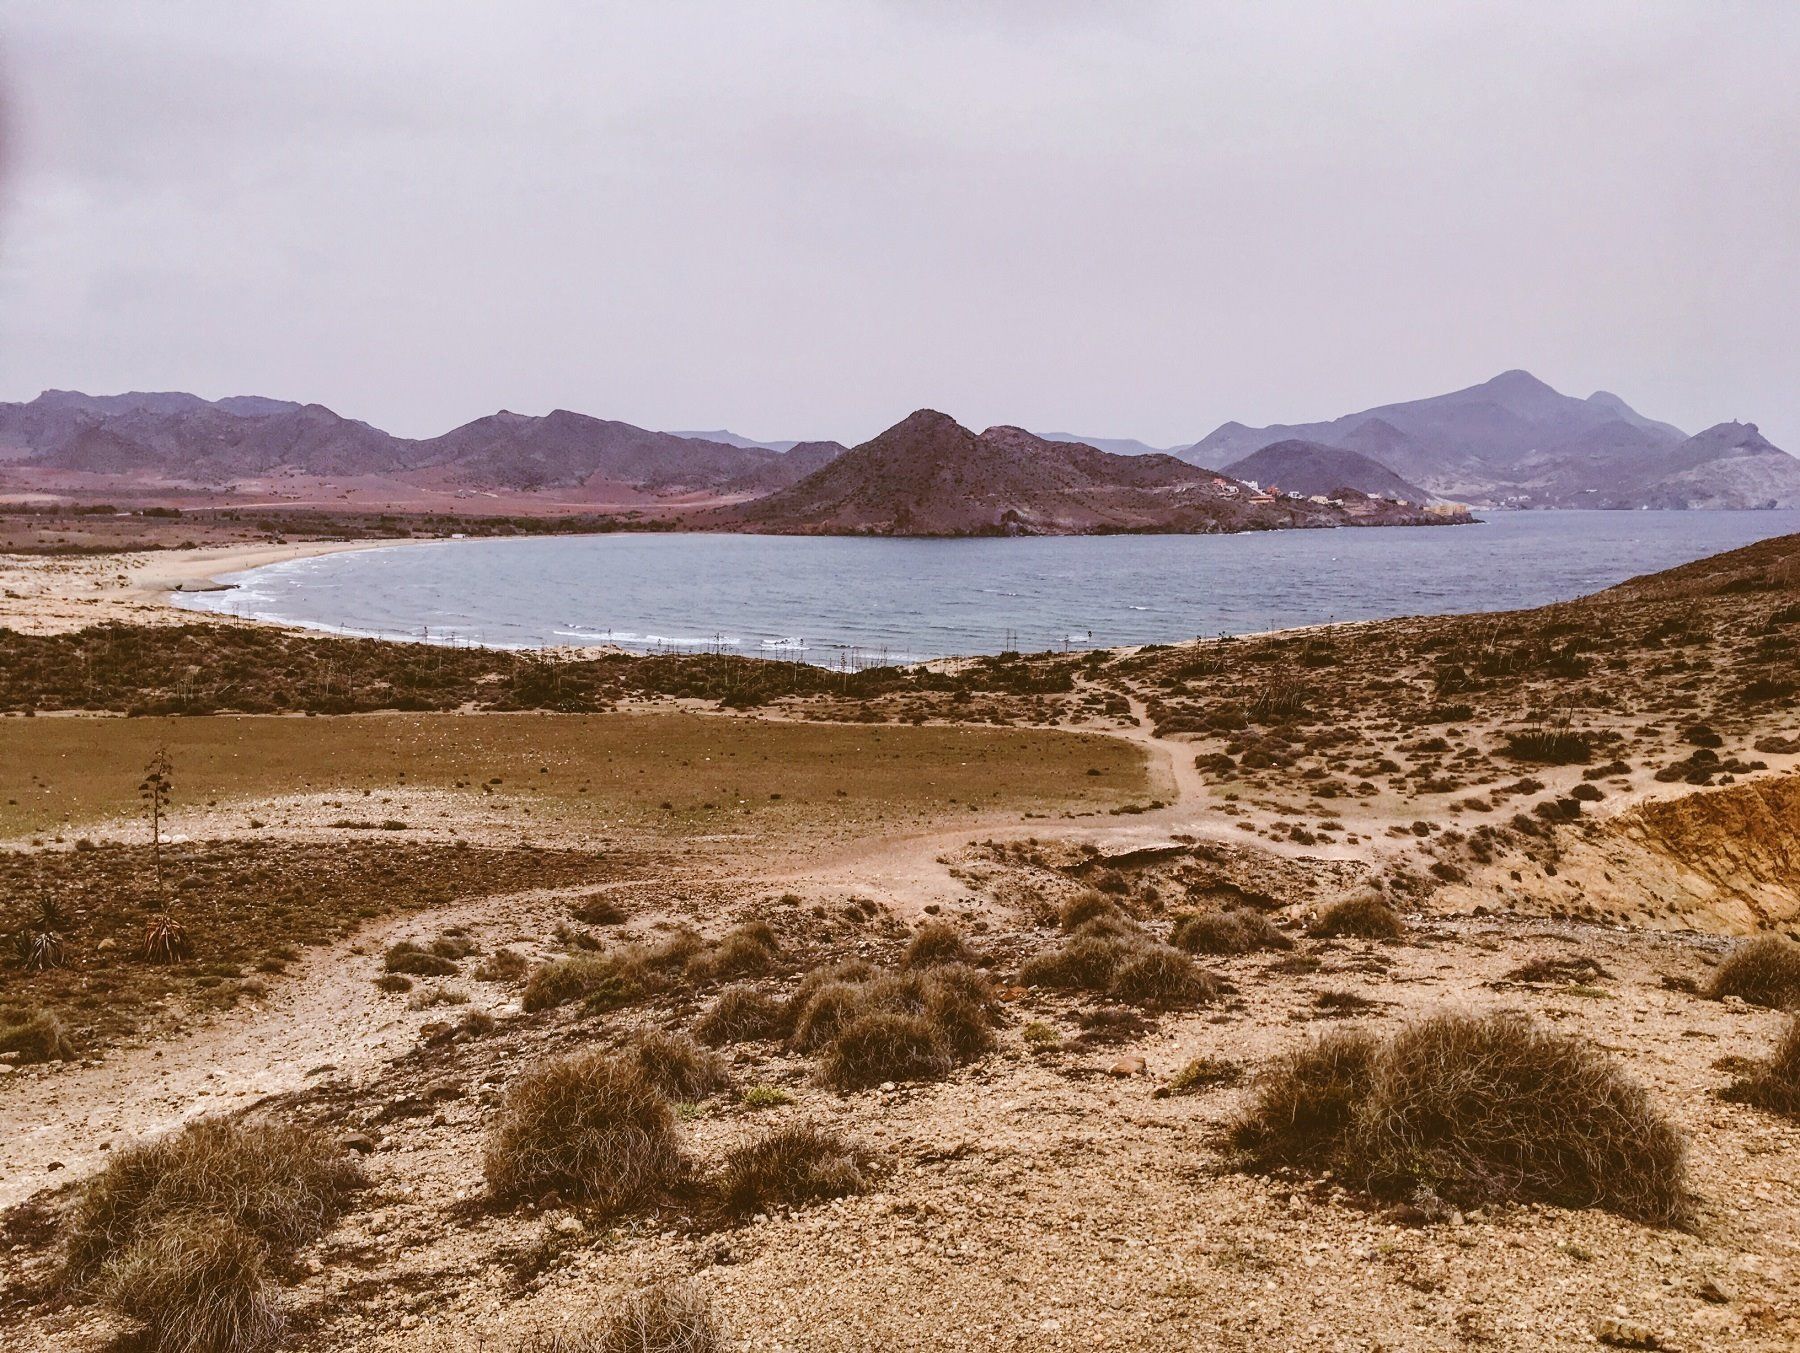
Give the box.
[0,711,1152,840]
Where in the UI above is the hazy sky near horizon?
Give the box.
[1,1,1795,449]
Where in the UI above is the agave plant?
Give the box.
[142,911,190,964]
[15,898,68,971]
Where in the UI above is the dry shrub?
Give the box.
[92,1214,281,1353]
[476,947,530,983]
[570,895,626,926]
[518,1281,728,1353]
[717,1123,867,1214]
[1720,1016,1800,1116]
[384,941,457,977]
[64,1118,360,1351]
[64,1118,361,1284]
[903,920,974,969]
[1230,1013,1687,1224]
[782,958,872,1011]
[789,981,867,1053]
[1059,890,1123,932]
[788,963,998,1084]
[1107,945,1220,1006]
[1171,908,1294,955]
[522,953,644,1013]
[693,985,785,1045]
[1309,894,1406,941]
[684,922,781,983]
[0,1004,76,1063]
[484,1051,681,1210]
[1164,1055,1243,1095]
[628,1030,730,1101]
[1018,934,1124,990]
[820,1011,953,1090]
[1707,936,1800,1009]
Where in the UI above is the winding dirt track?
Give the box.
[0,706,1242,1208]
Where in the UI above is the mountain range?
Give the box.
[2,370,1794,521]
[1179,370,1800,509]
[0,389,847,502]
[704,410,1463,536]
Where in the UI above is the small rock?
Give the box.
[1696,1277,1733,1305]
[338,1132,377,1154]
[423,1078,463,1102]
[1107,1055,1147,1078]
[1593,1316,1664,1349]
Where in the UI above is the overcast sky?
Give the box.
[1,1,1795,448]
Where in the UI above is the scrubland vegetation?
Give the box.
[2,533,1798,1350]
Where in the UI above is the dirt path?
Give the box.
[0,709,1263,1208]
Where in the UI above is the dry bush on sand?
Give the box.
[820,1011,954,1090]
[1019,923,1220,1009]
[384,941,458,977]
[628,1030,730,1101]
[717,1123,868,1214]
[1309,894,1406,941]
[792,963,999,1087]
[692,985,786,1045]
[1230,1012,1687,1224]
[484,1051,681,1210]
[516,1281,728,1353]
[1171,908,1294,955]
[522,953,643,1013]
[1059,890,1124,932]
[1720,1016,1800,1117]
[91,1214,282,1353]
[1707,936,1800,1010]
[903,920,975,969]
[63,1117,360,1352]
[0,1004,76,1063]
[683,922,781,983]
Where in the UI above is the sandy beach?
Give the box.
[0,537,406,635]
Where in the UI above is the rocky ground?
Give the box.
[1,536,1798,1351]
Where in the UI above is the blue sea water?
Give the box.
[179,510,1800,666]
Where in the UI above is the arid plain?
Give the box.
[2,521,1798,1352]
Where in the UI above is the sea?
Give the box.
[178,510,1800,667]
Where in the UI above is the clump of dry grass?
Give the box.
[789,962,1000,1089]
[91,1214,282,1353]
[1162,1055,1243,1095]
[1720,1016,1800,1116]
[684,922,781,983]
[63,1117,361,1352]
[1171,907,1294,955]
[820,1012,953,1090]
[1107,944,1220,1006]
[1707,936,1800,1010]
[1230,1013,1687,1224]
[903,920,975,969]
[517,1280,728,1353]
[1019,918,1219,1009]
[384,940,458,977]
[693,985,786,1045]
[484,1051,682,1210]
[628,1030,730,1101]
[522,953,642,1013]
[1058,891,1124,932]
[1309,894,1406,940]
[475,947,530,983]
[0,1004,76,1063]
[523,925,785,1015]
[717,1123,868,1214]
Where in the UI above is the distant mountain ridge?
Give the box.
[0,390,846,499]
[1180,370,1799,509]
[1221,440,1429,502]
[703,410,1467,536]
